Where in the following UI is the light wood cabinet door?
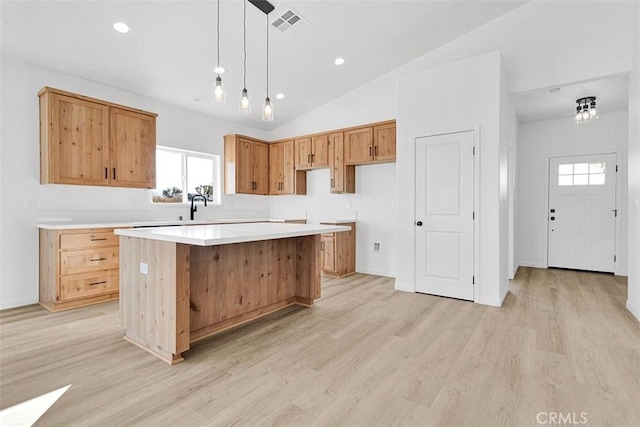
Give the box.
[295,137,313,169]
[281,140,296,194]
[321,237,336,273]
[235,137,255,194]
[373,122,396,162]
[109,108,156,188]
[48,94,110,186]
[311,134,329,167]
[344,127,374,164]
[252,141,269,195]
[329,132,355,194]
[269,142,284,194]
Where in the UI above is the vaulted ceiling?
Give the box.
[1,0,528,130]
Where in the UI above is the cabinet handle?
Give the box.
[89,281,107,286]
[90,238,107,241]
[369,146,372,157]
[331,178,335,188]
[90,257,107,262]
[308,154,311,164]
[104,167,108,179]
[321,242,325,251]
[375,146,378,156]
[113,168,116,180]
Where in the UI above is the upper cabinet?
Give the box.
[344,121,396,165]
[39,87,157,189]
[328,132,355,194]
[224,134,269,195]
[270,140,306,195]
[295,134,329,170]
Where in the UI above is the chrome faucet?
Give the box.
[190,194,208,220]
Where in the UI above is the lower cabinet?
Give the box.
[39,228,121,311]
[320,222,356,278]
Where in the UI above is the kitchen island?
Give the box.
[114,222,350,364]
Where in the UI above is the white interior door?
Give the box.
[548,153,617,273]
[415,131,474,301]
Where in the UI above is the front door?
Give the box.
[415,131,474,301]
[547,153,617,273]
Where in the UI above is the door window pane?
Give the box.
[574,163,589,174]
[574,174,589,186]
[556,160,606,186]
[558,175,573,186]
[589,162,605,174]
[559,164,573,175]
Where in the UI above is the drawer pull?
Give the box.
[89,281,107,286]
[90,257,107,262]
[90,238,108,241]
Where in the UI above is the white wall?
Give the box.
[517,111,629,274]
[508,101,520,279]
[627,2,640,321]
[269,164,397,277]
[0,56,272,309]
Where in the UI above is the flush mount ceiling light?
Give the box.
[575,96,598,124]
[334,57,345,66]
[113,22,130,33]
[213,0,226,104]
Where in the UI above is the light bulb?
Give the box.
[213,76,225,104]
[239,89,251,114]
[582,110,590,120]
[262,97,274,121]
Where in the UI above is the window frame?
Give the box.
[153,146,221,205]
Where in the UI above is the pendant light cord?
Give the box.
[243,0,247,90]
[266,14,269,97]
[216,0,220,76]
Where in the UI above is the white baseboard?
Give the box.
[356,268,395,278]
[627,300,640,322]
[394,280,414,293]
[0,296,39,311]
[518,261,547,269]
[475,286,508,307]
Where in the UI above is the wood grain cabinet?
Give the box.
[269,140,306,195]
[295,134,329,170]
[328,132,355,194]
[320,222,356,278]
[224,134,269,195]
[344,121,396,165]
[40,228,121,311]
[39,87,157,189]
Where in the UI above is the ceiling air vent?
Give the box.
[271,8,308,38]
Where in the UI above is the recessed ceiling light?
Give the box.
[334,58,345,66]
[275,93,285,100]
[213,67,226,75]
[113,22,130,34]
[549,87,561,94]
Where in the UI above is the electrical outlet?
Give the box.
[25,197,36,210]
[346,202,352,209]
[373,242,381,253]
[140,262,149,275]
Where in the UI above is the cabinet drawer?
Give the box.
[60,271,119,301]
[60,231,118,249]
[321,233,335,239]
[61,247,119,275]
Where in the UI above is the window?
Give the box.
[153,146,221,204]
[558,162,605,186]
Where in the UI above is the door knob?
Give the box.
[416,221,423,226]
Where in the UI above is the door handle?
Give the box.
[416,221,423,226]
[550,216,555,221]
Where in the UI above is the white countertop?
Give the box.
[320,219,357,224]
[36,218,303,230]
[114,223,351,246]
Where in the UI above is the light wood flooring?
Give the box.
[1,268,639,426]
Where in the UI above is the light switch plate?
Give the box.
[140,262,149,274]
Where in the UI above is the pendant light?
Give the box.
[262,14,274,121]
[212,0,225,103]
[239,0,251,114]
[575,97,598,124]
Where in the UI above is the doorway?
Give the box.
[414,131,475,301]
[547,153,618,273]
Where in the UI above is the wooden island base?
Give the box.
[119,235,321,364]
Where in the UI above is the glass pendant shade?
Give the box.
[239,88,251,114]
[262,97,274,121]
[213,76,225,104]
[575,107,582,123]
[581,109,590,120]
